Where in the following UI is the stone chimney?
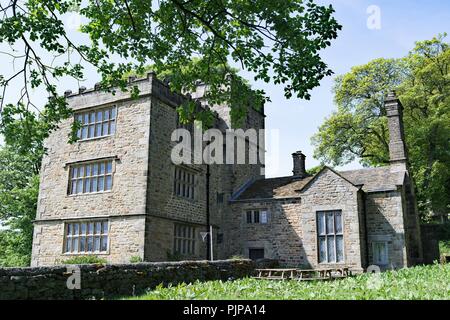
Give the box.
[292,151,306,178]
[385,91,408,172]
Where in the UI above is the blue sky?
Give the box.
[259,0,450,177]
[1,0,449,177]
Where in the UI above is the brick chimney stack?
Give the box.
[385,91,408,172]
[292,151,306,178]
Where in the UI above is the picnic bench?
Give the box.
[253,267,351,281]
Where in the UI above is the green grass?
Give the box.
[131,264,450,300]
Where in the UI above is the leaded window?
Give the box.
[69,159,113,195]
[317,210,344,263]
[64,220,108,253]
[173,224,196,255]
[75,106,117,140]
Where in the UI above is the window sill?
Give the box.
[62,252,109,256]
[67,190,113,197]
[77,134,114,143]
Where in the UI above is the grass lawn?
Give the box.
[131,264,450,300]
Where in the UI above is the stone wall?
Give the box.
[227,168,365,271]
[365,191,407,269]
[0,259,254,300]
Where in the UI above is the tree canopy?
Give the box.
[312,34,450,221]
[0,0,341,138]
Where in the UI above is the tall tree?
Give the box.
[312,35,450,221]
[0,0,341,138]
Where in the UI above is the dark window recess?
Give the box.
[253,211,260,223]
[217,192,224,204]
[249,248,265,260]
[216,233,224,244]
[246,211,252,223]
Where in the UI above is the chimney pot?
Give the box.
[79,86,86,94]
[64,90,72,97]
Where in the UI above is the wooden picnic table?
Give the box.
[253,267,350,281]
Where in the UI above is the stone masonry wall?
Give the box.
[0,259,254,300]
[31,81,152,266]
[227,169,365,271]
[365,191,407,269]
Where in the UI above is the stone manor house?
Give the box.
[31,73,424,272]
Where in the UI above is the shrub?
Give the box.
[130,256,143,263]
[63,256,107,265]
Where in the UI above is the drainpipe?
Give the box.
[206,164,211,260]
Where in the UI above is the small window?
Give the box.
[372,242,389,265]
[173,224,196,255]
[75,106,117,140]
[245,210,269,224]
[174,167,195,200]
[249,248,265,260]
[65,220,108,253]
[68,159,114,195]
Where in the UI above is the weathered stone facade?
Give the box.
[32,81,422,273]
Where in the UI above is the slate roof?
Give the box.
[232,166,406,201]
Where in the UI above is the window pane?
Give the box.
[92,177,98,192]
[96,111,102,123]
[101,236,108,251]
[74,223,79,235]
[67,224,72,236]
[261,211,268,224]
[95,222,102,234]
[85,164,91,177]
[72,167,78,179]
[102,122,109,135]
[81,126,88,139]
[81,223,87,235]
[254,211,260,223]
[318,213,325,235]
[95,123,102,136]
[326,212,334,234]
[105,175,112,190]
[327,237,335,262]
[111,107,116,119]
[94,236,100,251]
[336,235,344,262]
[66,238,72,252]
[83,113,89,124]
[102,222,108,234]
[110,120,116,134]
[88,223,94,234]
[80,236,86,252]
[98,176,104,191]
[100,162,105,174]
[335,211,343,234]
[84,178,91,193]
[92,163,98,175]
[246,211,252,223]
[72,237,79,252]
[78,166,84,178]
[104,109,110,120]
[319,237,327,263]
[76,180,83,194]
[106,161,112,174]
[71,180,77,194]
[90,112,95,123]
[87,236,93,252]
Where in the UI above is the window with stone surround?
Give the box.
[75,106,117,140]
[317,210,344,263]
[64,220,108,254]
[372,241,389,265]
[174,167,195,199]
[245,210,269,224]
[173,224,196,255]
[68,159,113,195]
